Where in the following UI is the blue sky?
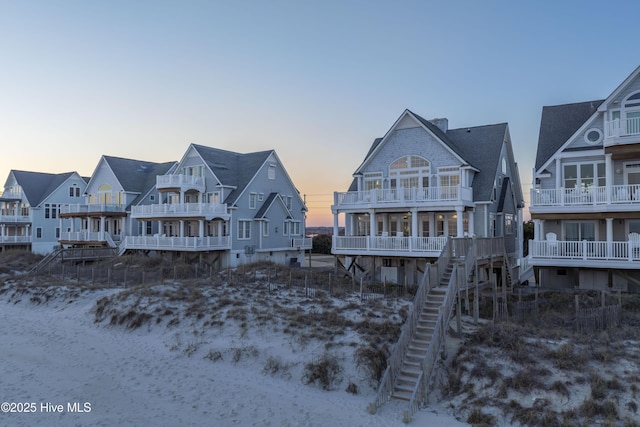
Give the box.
[1,0,639,225]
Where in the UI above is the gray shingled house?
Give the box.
[529,65,640,291]
[1,170,87,254]
[331,109,525,285]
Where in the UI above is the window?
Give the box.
[262,221,269,236]
[584,128,603,145]
[69,186,75,197]
[36,227,42,238]
[505,214,513,234]
[150,195,155,202]
[285,196,292,210]
[364,172,382,191]
[389,156,430,190]
[44,204,58,219]
[55,228,60,238]
[238,220,251,240]
[439,167,460,187]
[268,165,276,180]
[249,193,257,209]
[565,222,595,241]
[258,193,264,201]
[283,221,289,235]
[290,221,301,236]
[563,162,605,190]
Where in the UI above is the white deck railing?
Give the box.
[60,231,115,243]
[131,203,228,217]
[530,184,640,207]
[60,204,126,215]
[292,237,313,249]
[334,236,447,254]
[529,239,640,261]
[0,235,31,243]
[0,212,31,222]
[156,174,205,189]
[605,117,640,139]
[123,235,231,251]
[334,185,472,207]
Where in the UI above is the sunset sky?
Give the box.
[1,0,638,226]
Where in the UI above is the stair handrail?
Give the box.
[28,247,63,275]
[406,264,458,421]
[370,264,432,412]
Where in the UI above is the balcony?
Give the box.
[530,184,640,214]
[292,237,313,250]
[333,185,473,211]
[605,117,640,145]
[131,203,229,220]
[122,235,231,252]
[529,239,640,269]
[156,175,205,193]
[332,235,447,257]
[0,235,32,244]
[0,210,31,223]
[60,204,126,217]
[59,231,117,247]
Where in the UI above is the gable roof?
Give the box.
[7,170,77,206]
[100,156,176,206]
[350,111,514,202]
[191,144,273,205]
[254,192,292,219]
[534,100,604,171]
[446,123,510,202]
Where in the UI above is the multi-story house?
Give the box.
[331,109,524,285]
[0,170,87,254]
[59,156,176,249]
[123,143,311,268]
[529,65,640,292]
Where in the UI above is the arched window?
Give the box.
[389,156,430,189]
[97,183,112,204]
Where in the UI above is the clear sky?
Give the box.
[1,0,639,226]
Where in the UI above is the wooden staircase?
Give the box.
[390,285,447,401]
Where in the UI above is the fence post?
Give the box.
[383,276,386,298]
[92,267,95,286]
[360,277,363,299]
[76,265,80,282]
[142,270,145,285]
[289,271,292,287]
[329,273,332,296]
[124,267,127,288]
[61,264,65,281]
[174,266,177,281]
[108,268,111,287]
[305,275,308,298]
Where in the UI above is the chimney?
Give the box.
[430,117,448,133]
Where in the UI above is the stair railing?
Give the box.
[28,247,63,275]
[406,264,459,421]
[370,264,432,413]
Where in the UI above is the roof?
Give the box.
[102,156,176,205]
[351,114,511,202]
[192,144,273,205]
[534,100,604,171]
[254,192,292,219]
[8,170,77,206]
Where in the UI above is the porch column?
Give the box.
[369,210,376,236]
[533,219,541,240]
[411,208,418,237]
[159,220,164,236]
[100,216,106,240]
[555,157,562,190]
[199,219,205,238]
[429,212,435,237]
[468,209,475,237]
[382,213,388,234]
[333,212,339,238]
[605,153,613,203]
[179,220,185,237]
[1,224,4,240]
[606,218,613,258]
[456,208,464,237]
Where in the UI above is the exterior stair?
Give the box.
[390,286,447,401]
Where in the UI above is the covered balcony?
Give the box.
[333,235,448,257]
[60,204,126,217]
[156,174,205,193]
[530,184,640,213]
[529,238,640,269]
[605,117,640,147]
[0,209,30,223]
[59,231,117,247]
[333,185,473,211]
[131,202,229,220]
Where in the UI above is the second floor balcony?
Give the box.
[0,209,31,223]
[530,184,640,213]
[131,202,229,220]
[0,235,32,244]
[605,117,640,146]
[122,235,232,252]
[529,238,640,269]
[332,235,448,257]
[156,174,206,193]
[60,204,126,217]
[333,185,473,211]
